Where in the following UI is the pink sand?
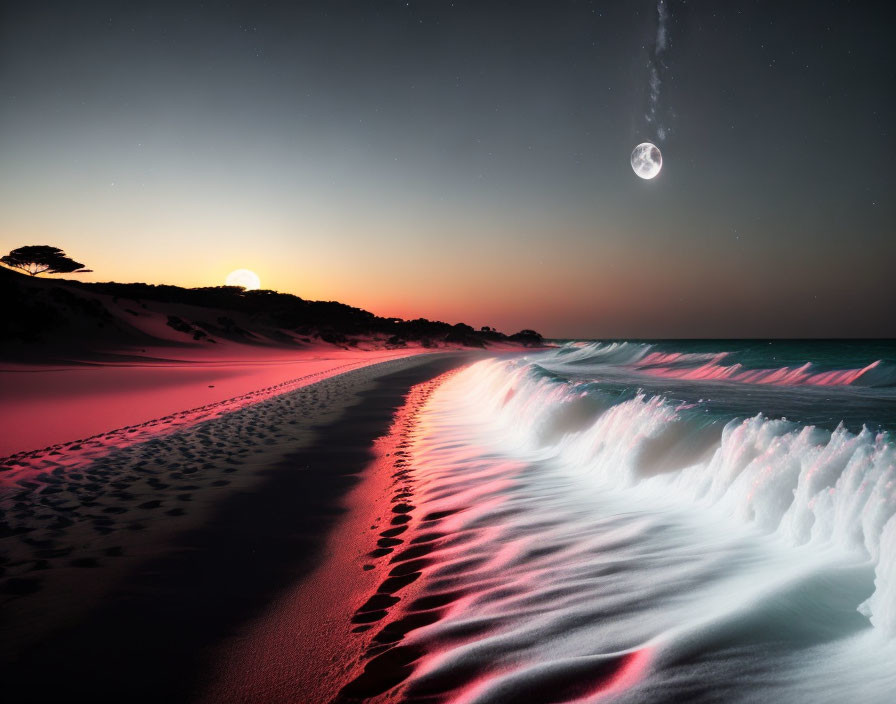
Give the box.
[0,343,427,457]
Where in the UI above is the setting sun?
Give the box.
[225,268,261,291]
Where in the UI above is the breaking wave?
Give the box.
[466,355,896,636]
[545,341,896,387]
[353,350,896,703]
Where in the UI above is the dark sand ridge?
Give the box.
[0,352,470,703]
[201,366,458,703]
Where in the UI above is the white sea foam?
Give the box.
[375,354,896,703]
[459,356,896,634]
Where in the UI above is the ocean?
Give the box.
[345,340,896,703]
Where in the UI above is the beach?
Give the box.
[3,341,895,704]
[0,344,440,458]
[0,350,475,703]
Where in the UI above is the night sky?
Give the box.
[1,1,893,338]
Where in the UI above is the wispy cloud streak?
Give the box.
[646,0,669,141]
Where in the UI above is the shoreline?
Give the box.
[0,352,474,703]
[200,365,459,703]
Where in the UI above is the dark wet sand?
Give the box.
[201,362,458,704]
[0,353,468,704]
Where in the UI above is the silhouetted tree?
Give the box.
[1,245,91,276]
[509,329,544,346]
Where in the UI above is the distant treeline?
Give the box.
[0,266,542,351]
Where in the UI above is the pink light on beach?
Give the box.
[592,648,653,699]
[0,346,428,475]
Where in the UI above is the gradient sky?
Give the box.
[1,1,893,338]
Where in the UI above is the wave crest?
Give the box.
[542,341,894,387]
[455,357,896,635]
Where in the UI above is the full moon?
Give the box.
[631,142,663,179]
[225,269,261,290]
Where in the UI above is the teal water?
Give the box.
[541,339,896,433]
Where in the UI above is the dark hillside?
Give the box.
[0,267,542,360]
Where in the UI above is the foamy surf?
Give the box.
[545,340,896,388]
[339,343,896,703]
